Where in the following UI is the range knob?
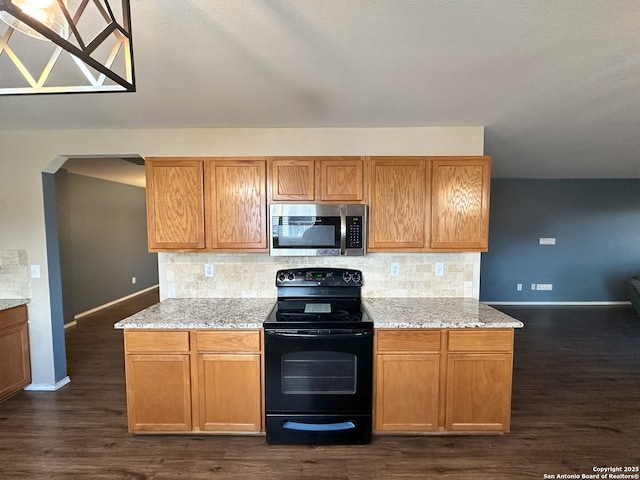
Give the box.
[277,273,286,282]
[351,272,361,284]
[287,272,295,281]
[342,272,352,283]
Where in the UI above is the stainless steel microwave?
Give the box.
[269,204,367,256]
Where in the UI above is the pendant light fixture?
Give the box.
[0,0,135,94]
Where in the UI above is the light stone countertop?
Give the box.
[364,298,524,328]
[113,298,277,329]
[114,297,523,330]
[0,299,29,311]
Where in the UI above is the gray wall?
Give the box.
[56,171,158,321]
[480,179,640,303]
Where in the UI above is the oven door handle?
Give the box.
[264,330,373,339]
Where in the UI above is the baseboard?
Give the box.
[74,285,159,320]
[485,301,631,306]
[24,376,71,392]
[64,320,77,329]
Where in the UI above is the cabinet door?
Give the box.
[445,353,512,432]
[206,159,268,250]
[125,354,192,432]
[0,321,31,401]
[270,159,315,201]
[374,353,440,432]
[368,157,430,250]
[317,157,364,201]
[198,353,262,432]
[431,157,490,251]
[146,159,205,250]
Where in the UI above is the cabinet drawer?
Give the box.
[124,331,190,353]
[0,304,28,329]
[376,330,441,353]
[447,330,513,352]
[196,330,261,353]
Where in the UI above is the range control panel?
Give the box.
[275,268,363,287]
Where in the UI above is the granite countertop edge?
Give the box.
[0,299,30,311]
[114,297,524,330]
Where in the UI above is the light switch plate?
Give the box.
[30,265,41,278]
[435,262,444,277]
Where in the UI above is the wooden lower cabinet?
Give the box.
[195,330,262,433]
[123,329,262,434]
[445,353,512,432]
[125,353,192,432]
[0,304,31,401]
[374,328,514,434]
[375,353,440,431]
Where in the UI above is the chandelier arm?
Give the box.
[56,0,85,50]
[85,22,116,55]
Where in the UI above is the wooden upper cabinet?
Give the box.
[317,158,364,201]
[368,157,431,251]
[431,157,491,251]
[269,157,364,203]
[146,159,205,251]
[205,159,268,250]
[270,159,315,201]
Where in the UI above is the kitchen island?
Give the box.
[114,297,523,435]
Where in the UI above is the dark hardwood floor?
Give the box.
[1,293,639,479]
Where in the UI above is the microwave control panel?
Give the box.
[346,216,363,249]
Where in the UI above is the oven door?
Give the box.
[264,329,373,414]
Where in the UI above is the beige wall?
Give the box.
[0,126,483,389]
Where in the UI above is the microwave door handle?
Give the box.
[339,206,347,255]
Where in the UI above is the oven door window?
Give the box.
[282,351,356,395]
[272,216,340,249]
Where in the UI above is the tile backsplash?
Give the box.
[0,249,30,299]
[163,252,479,299]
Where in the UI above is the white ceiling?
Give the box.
[2,1,639,178]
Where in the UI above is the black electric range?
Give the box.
[263,267,373,445]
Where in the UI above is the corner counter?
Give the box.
[0,299,29,312]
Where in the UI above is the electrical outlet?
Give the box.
[539,237,556,245]
[536,283,553,291]
[517,283,522,291]
[434,262,444,277]
[390,263,400,277]
[204,264,215,277]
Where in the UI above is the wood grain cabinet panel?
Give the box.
[269,157,364,203]
[125,353,192,432]
[197,353,262,432]
[368,157,431,250]
[270,159,315,201]
[206,159,268,250]
[0,305,31,401]
[317,158,364,201]
[445,353,513,432]
[146,159,205,251]
[431,156,491,251]
[375,353,440,432]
